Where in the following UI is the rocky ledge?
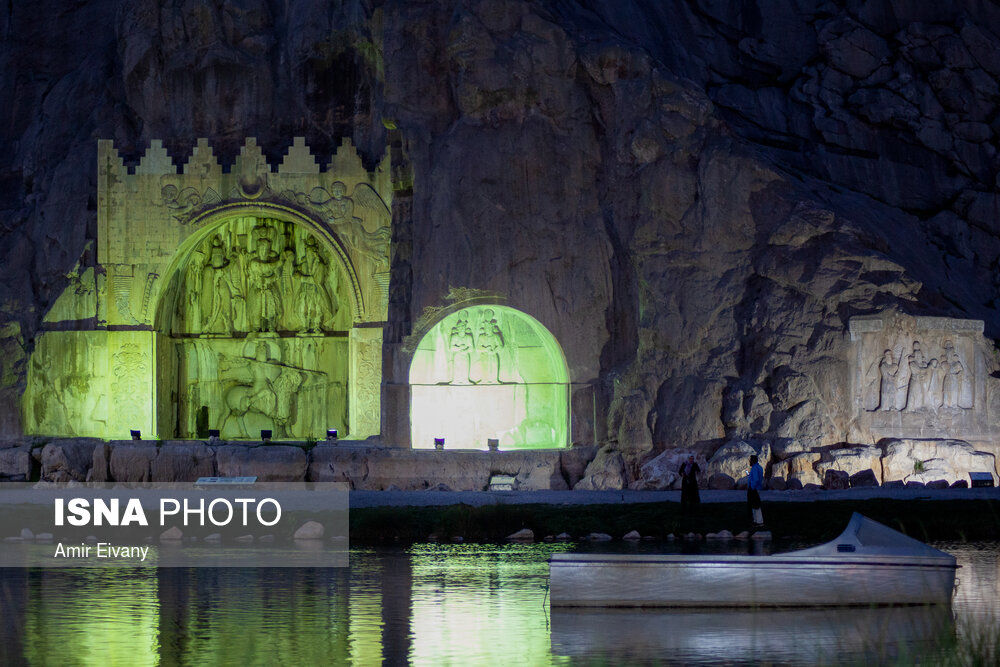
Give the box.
[583,436,999,491]
[2,436,997,492]
[0,438,596,491]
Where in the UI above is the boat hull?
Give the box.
[549,554,957,607]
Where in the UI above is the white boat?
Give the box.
[549,513,957,607]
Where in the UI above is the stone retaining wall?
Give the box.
[0,438,597,491]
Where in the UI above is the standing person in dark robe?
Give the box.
[679,454,701,513]
[746,454,765,530]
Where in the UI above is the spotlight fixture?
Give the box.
[261,429,272,442]
[130,430,141,441]
[487,438,499,451]
[208,429,220,438]
[326,429,338,441]
[434,437,445,451]
[970,472,995,488]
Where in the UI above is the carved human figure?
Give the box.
[904,341,938,412]
[247,233,283,332]
[327,181,390,273]
[271,366,304,436]
[226,242,248,333]
[222,343,302,438]
[183,261,202,332]
[475,309,505,384]
[448,313,475,384]
[295,236,337,331]
[328,181,353,223]
[941,340,968,409]
[877,349,901,411]
[200,235,233,334]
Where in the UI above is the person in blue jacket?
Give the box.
[746,454,764,528]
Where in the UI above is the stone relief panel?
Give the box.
[280,180,391,320]
[409,305,568,450]
[24,332,108,437]
[26,138,390,440]
[97,137,392,327]
[349,327,383,439]
[171,218,349,335]
[849,313,994,441]
[23,331,155,438]
[175,336,347,440]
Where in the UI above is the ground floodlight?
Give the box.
[261,429,272,442]
[434,437,445,450]
[130,430,141,441]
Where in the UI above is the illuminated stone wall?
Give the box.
[23,331,156,438]
[409,305,569,450]
[24,138,391,440]
[848,312,1000,444]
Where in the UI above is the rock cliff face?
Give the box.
[3,1,1000,484]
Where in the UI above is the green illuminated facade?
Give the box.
[24,138,389,441]
[409,305,569,450]
[22,138,578,449]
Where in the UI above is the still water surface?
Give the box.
[0,540,996,665]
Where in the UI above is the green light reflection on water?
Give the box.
[23,568,159,666]
[6,542,998,665]
[406,543,574,666]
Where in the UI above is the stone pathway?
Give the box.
[350,486,1000,508]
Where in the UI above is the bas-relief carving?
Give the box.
[350,329,383,438]
[23,332,154,438]
[443,307,516,385]
[166,216,352,439]
[161,182,224,224]
[29,138,390,440]
[409,306,567,450]
[172,218,344,336]
[110,341,150,432]
[864,339,973,413]
[25,333,106,437]
[850,313,991,440]
[97,138,392,324]
[177,337,347,440]
[279,181,392,312]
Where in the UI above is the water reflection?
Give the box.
[0,541,996,665]
[551,606,954,664]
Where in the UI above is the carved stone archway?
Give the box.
[152,208,361,439]
[23,138,390,440]
[408,304,570,450]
